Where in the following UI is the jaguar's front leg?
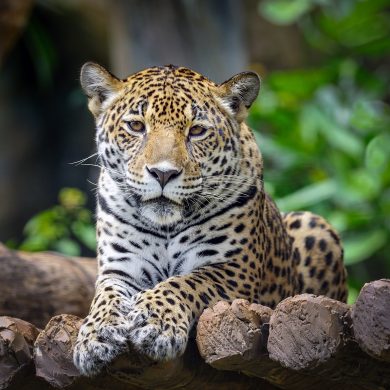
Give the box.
[73,277,138,376]
[127,263,248,361]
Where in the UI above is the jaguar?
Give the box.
[73,62,347,375]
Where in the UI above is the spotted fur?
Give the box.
[73,63,347,376]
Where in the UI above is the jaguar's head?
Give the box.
[81,63,260,226]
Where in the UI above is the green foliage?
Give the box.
[259,0,319,25]
[19,188,96,256]
[256,0,390,302]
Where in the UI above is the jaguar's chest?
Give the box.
[137,228,233,276]
[110,221,238,288]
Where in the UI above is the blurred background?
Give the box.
[1,0,389,303]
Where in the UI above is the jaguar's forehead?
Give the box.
[120,66,216,118]
[124,65,213,89]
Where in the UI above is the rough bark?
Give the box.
[0,316,40,389]
[351,279,390,362]
[198,290,390,390]
[0,244,96,328]
[31,314,276,390]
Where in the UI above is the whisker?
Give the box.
[69,152,100,166]
[78,163,126,179]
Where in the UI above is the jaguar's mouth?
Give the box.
[143,196,182,207]
[140,196,183,226]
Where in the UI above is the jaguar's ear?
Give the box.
[217,72,260,122]
[80,62,122,117]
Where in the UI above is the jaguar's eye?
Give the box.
[189,125,207,138]
[127,121,145,134]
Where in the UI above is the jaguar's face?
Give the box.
[81,63,260,226]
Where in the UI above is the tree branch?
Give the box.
[0,244,96,328]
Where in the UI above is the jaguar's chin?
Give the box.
[140,197,183,226]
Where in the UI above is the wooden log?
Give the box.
[352,279,390,362]
[0,241,389,390]
[32,314,277,389]
[0,316,42,389]
[197,298,348,390]
[2,289,390,389]
[32,314,138,390]
[0,244,96,327]
[267,293,390,389]
[34,314,83,388]
[196,300,271,366]
[268,294,349,369]
[198,294,390,390]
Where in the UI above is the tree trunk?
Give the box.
[0,244,96,328]
[109,0,248,81]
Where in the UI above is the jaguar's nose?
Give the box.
[147,167,182,188]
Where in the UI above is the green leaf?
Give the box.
[59,187,87,209]
[347,285,359,305]
[23,208,68,241]
[259,0,314,25]
[72,221,97,251]
[53,238,81,257]
[267,66,337,99]
[326,125,363,157]
[253,132,301,169]
[348,169,381,200]
[365,133,390,172]
[20,236,50,252]
[350,100,385,133]
[299,97,364,158]
[275,179,337,211]
[343,230,387,265]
